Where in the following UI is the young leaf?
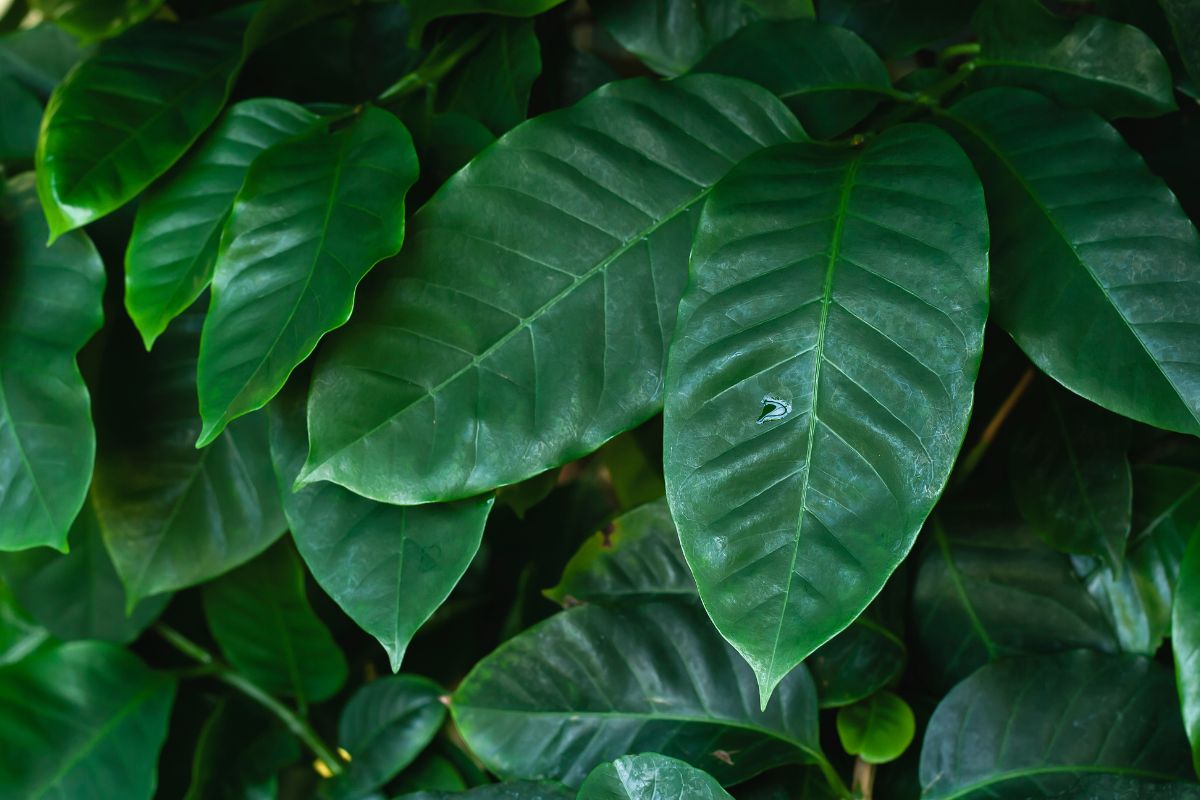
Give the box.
[125,98,320,350]
[196,107,418,445]
[30,0,165,41]
[818,0,978,57]
[0,641,175,799]
[329,675,447,799]
[184,699,299,800]
[694,19,893,139]
[300,75,803,505]
[835,691,914,765]
[35,11,251,238]
[452,598,831,787]
[0,173,105,552]
[914,510,1117,690]
[577,754,733,800]
[269,379,492,672]
[1009,383,1132,570]
[973,0,1176,118]
[1173,527,1200,778]
[0,497,171,643]
[203,541,347,706]
[938,88,1200,436]
[437,19,541,136]
[664,123,988,706]
[920,651,1192,798]
[592,0,757,76]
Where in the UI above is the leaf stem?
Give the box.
[852,758,875,799]
[375,25,492,105]
[954,365,1036,486]
[938,41,981,65]
[154,623,345,777]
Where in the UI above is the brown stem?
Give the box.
[955,366,1036,486]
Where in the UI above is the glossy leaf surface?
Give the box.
[835,691,913,765]
[0,641,175,799]
[301,75,803,504]
[125,98,319,349]
[577,754,733,800]
[437,19,541,136]
[0,173,104,552]
[939,88,1200,435]
[1173,528,1200,777]
[592,0,757,76]
[920,651,1192,798]
[453,598,827,787]
[0,582,48,666]
[31,0,165,41]
[203,542,347,705]
[695,19,892,139]
[664,124,988,704]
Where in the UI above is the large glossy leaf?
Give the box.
[270,379,492,671]
[125,98,319,350]
[437,19,541,136]
[1073,464,1200,653]
[300,75,803,504]
[196,107,417,445]
[0,173,104,552]
[578,754,733,800]
[1009,384,1132,570]
[330,675,447,799]
[818,0,978,57]
[1173,528,1200,777]
[0,497,170,643]
[919,651,1192,799]
[35,10,250,238]
[937,88,1200,435]
[203,541,347,706]
[664,123,988,704]
[913,509,1117,690]
[973,0,1175,119]
[396,783,573,800]
[694,19,892,139]
[592,0,757,76]
[184,699,299,800]
[0,641,175,798]
[92,306,287,607]
[31,0,165,41]
[452,597,830,788]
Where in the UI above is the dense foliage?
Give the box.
[0,0,1199,798]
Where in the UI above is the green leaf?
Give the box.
[818,0,979,57]
[0,497,170,643]
[452,598,831,787]
[269,378,492,672]
[437,19,541,136]
[694,19,893,139]
[914,509,1118,690]
[919,651,1192,799]
[806,579,906,709]
[330,675,447,799]
[203,541,347,706]
[1074,464,1200,653]
[196,107,418,446]
[0,581,49,666]
[973,0,1176,119]
[408,0,567,44]
[1028,775,1200,799]
[1173,527,1200,778]
[0,172,104,552]
[184,698,300,800]
[92,307,287,607]
[937,88,1200,436]
[577,754,733,800]
[0,641,175,798]
[35,11,250,238]
[395,783,573,800]
[125,98,320,350]
[735,766,841,800]
[300,75,803,504]
[741,0,813,18]
[597,429,665,511]
[0,76,42,161]
[592,0,757,76]
[835,692,914,765]
[31,0,165,41]
[1009,383,1132,571]
[663,123,988,705]
[1160,0,1200,91]
[0,24,86,97]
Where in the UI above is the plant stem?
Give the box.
[938,41,981,65]
[852,758,875,799]
[153,623,345,777]
[375,25,492,105]
[954,366,1036,486]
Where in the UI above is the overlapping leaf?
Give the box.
[578,754,733,800]
[437,19,541,136]
[1173,529,1200,777]
[818,0,978,56]
[592,0,757,76]
[31,0,165,41]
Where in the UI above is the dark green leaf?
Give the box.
[0,497,170,643]
[1009,383,1132,570]
[0,76,41,161]
[920,651,1192,798]
[184,698,300,800]
[806,579,906,709]
[196,107,418,445]
[694,19,893,139]
[835,691,914,765]
[270,379,492,671]
[437,19,541,136]
[31,0,165,41]
[914,510,1118,690]
[741,0,813,17]
[973,0,1176,119]
[300,75,803,505]
[1160,0,1200,91]
[1172,527,1200,777]
[0,172,104,552]
[408,0,567,44]
[0,23,86,97]
[818,0,979,57]
[395,783,573,800]
[331,675,447,799]
[125,98,319,350]
[937,88,1200,435]
[592,0,757,76]
[578,754,733,800]
[496,467,559,519]
[452,598,831,787]
[664,123,988,705]
[0,581,48,666]
[1030,775,1200,799]
[734,766,840,800]
[0,641,175,798]
[203,541,347,706]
